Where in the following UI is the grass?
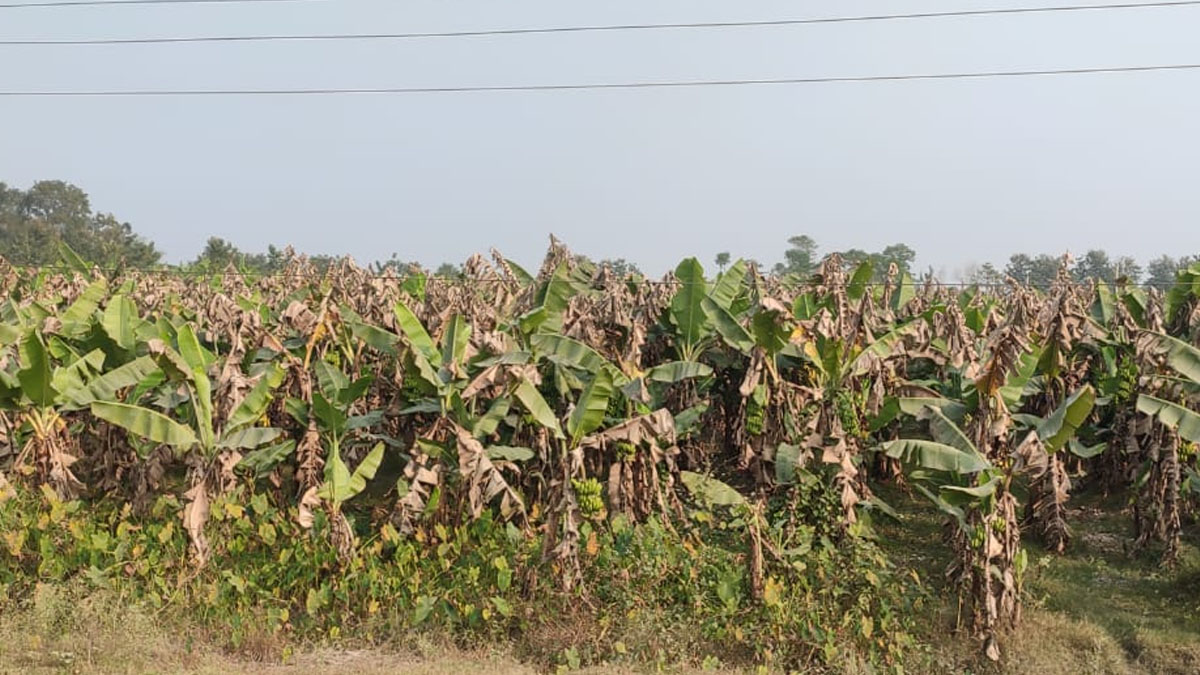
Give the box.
[875,483,1200,674]
[4,484,1198,674]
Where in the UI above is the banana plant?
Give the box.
[883,384,1094,661]
[91,324,285,564]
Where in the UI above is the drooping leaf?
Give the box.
[217,426,282,450]
[882,439,990,474]
[680,471,746,507]
[702,297,754,354]
[226,364,285,431]
[1146,332,1200,385]
[1137,395,1200,443]
[60,278,108,337]
[708,259,747,310]
[645,360,713,383]
[238,440,296,476]
[473,396,511,439]
[1037,385,1096,452]
[61,355,159,410]
[91,401,198,450]
[514,379,563,439]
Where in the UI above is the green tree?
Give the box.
[1004,253,1060,287]
[714,251,731,273]
[0,180,161,267]
[1146,254,1199,289]
[773,235,819,276]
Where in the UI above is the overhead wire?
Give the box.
[2,63,1200,97]
[3,1,1200,43]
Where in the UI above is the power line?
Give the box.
[2,63,1200,97]
[0,0,321,8]
[4,1,1199,43]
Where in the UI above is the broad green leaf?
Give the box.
[1092,281,1115,325]
[238,440,296,476]
[1068,439,1107,459]
[531,333,611,375]
[1146,331,1200,385]
[750,310,789,356]
[1037,385,1096,452]
[440,314,471,370]
[1137,395,1200,443]
[50,348,105,399]
[101,294,140,352]
[394,300,439,364]
[17,332,58,408]
[313,360,350,402]
[319,443,384,504]
[645,360,713,383]
[847,261,874,302]
[348,321,398,356]
[60,278,108,337]
[882,439,990,474]
[91,401,198,450]
[473,396,511,438]
[775,443,802,485]
[217,426,282,450]
[61,355,159,410]
[568,369,612,446]
[891,273,916,313]
[702,297,754,354]
[680,471,746,507]
[670,258,708,354]
[311,391,347,436]
[513,379,563,439]
[708,259,747,310]
[226,364,285,431]
[921,406,978,456]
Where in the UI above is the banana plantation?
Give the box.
[1,241,1199,671]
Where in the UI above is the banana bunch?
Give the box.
[571,478,605,518]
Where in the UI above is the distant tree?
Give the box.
[1004,253,1061,287]
[193,237,244,269]
[773,235,819,276]
[597,258,641,278]
[964,262,1005,287]
[0,180,161,267]
[435,262,462,279]
[1145,254,1199,289]
[714,251,731,273]
[876,243,917,276]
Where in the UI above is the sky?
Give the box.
[2,0,1199,278]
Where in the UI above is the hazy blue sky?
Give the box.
[2,0,1199,276]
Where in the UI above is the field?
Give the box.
[1,245,1199,673]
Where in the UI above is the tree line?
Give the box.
[2,179,1195,285]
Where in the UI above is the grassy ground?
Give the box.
[875,484,1200,675]
[4,488,1198,674]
